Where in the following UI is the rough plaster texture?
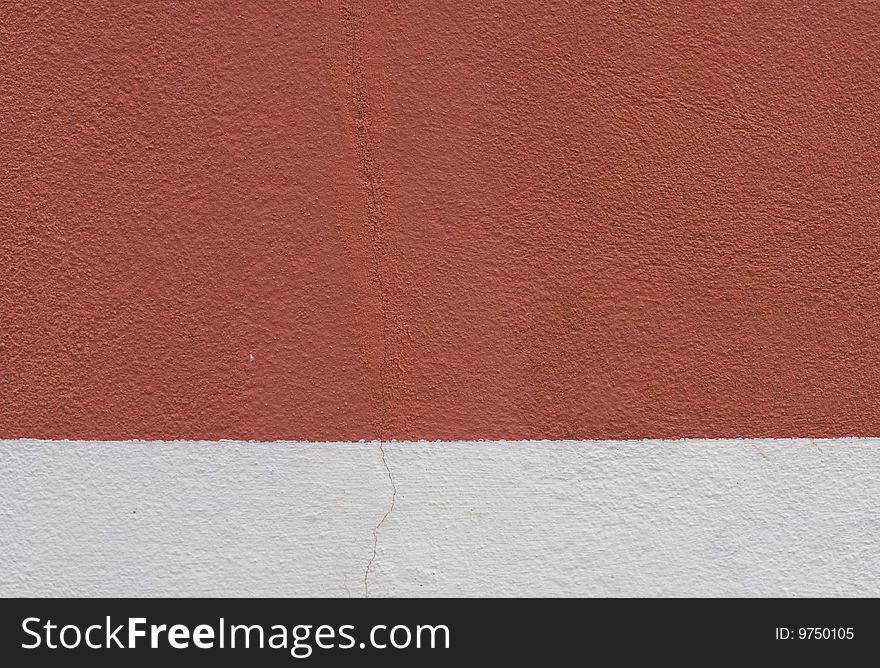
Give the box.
[2,439,878,597]
[3,2,880,441]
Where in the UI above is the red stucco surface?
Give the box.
[2,2,879,440]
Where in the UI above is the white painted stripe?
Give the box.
[2,439,878,597]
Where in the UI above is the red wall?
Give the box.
[3,2,878,440]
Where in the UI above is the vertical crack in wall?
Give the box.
[340,0,392,440]
[364,441,397,597]
[339,1,405,596]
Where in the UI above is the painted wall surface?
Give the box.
[3,2,879,441]
[2,439,879,597]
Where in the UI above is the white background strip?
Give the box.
[2,439,878,597]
